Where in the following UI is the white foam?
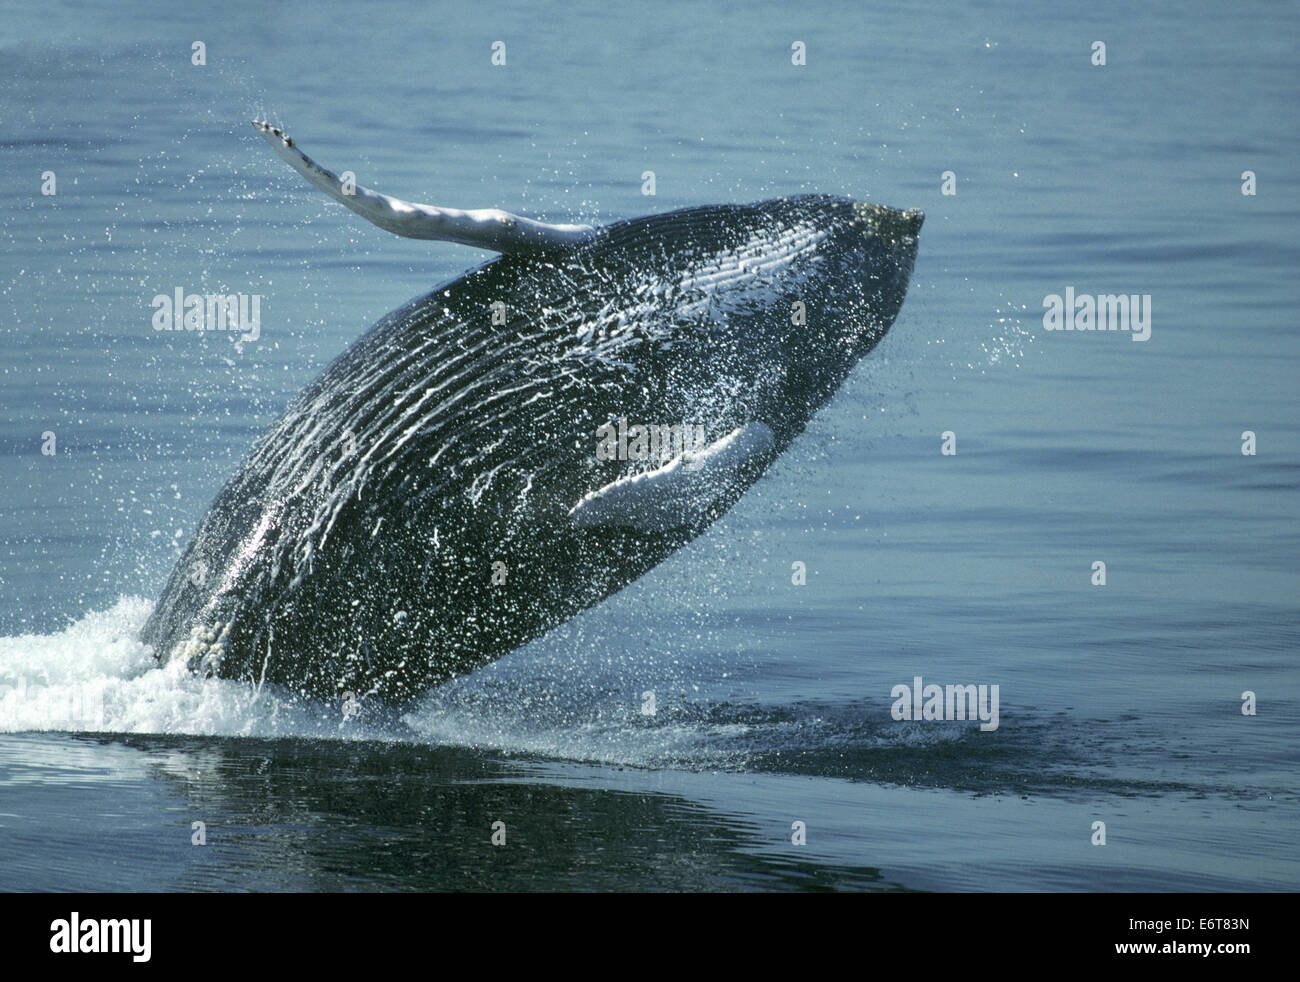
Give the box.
[0,598,392,740]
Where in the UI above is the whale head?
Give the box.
[570,194,924,450]
[772,196,924,392]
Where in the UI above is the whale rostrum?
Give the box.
[140,123,923,702]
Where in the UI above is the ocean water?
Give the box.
[1,0,1297,891]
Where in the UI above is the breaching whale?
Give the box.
[140,121,923,702]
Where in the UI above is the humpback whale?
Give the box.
[140,121,923,702]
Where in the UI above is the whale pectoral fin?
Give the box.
[568,422,777,532]
[251,121,597,254]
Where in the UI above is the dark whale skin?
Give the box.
[141,195,922,701]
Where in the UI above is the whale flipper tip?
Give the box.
[251,119,292,147]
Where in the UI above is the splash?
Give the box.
[0,598,389,739]
[1,595,982,779]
